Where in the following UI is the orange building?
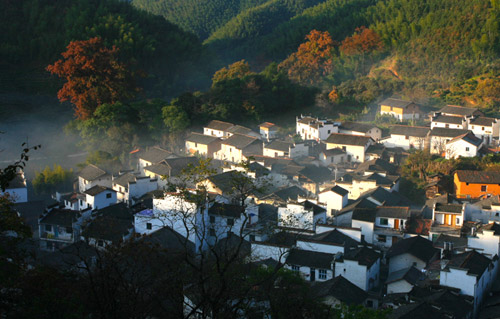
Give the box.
[454,170,500,199]
[379,97,422,122]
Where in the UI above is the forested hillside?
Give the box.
[0,0,208,96]
[130,0,270,39]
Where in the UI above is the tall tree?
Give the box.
[279,30,335,86]
[47,37,139,120]
[340,26,383,73]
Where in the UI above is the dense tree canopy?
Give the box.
[47,37,138,120]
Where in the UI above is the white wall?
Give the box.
[3,187,28,203]
[318,191,348,217]
[78,176,112,193]
[387,280,414,294]
[389,253,426,273]
[352,220,374,244]
[445,139,480,159]
[468,231,500,258]
[85,190,117,210]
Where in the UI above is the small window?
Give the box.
[195,142,197,147]
[146,223,152,230]
[482,126,485,131]
[66,227,73,234]
[342,146,346,151]
[379,218,389,226]
[466,147,470,152]
[250,235,256,242]
[378,235,387,243]
[227,218,234,226]
[331,157,334,163]
[106,193,112,199]
[319,269,327,280]
[98,240,104,247]
[327,130,331,134]
[481,185,487,192]
[275,152,278,157]
[45,225,52,232]
[209,228,216,237]
[456,217,460,225]
[210,216,216,223]
[291,265,300,272]
[80,200,83,205]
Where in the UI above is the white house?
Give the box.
[334,246,381,291]
[338,121,382,141]
[286,248,335,282]
[312,276,368,308]
[259,122,279,141]
[83,185,117,210]
[263,140,309,159]
[372,206,410,249]
[325,133,374,163]
[78,164,112,193]
[432,202,465,228]
[468,116,500,145]
[318,185,349,217]
[318,147,347,166]
[385,266,423,294]
[431,113,468,130]
[379,98,422,121]
[215,133,263,163]
[138,146,176,176]
[466,196,500,223]
[380,125,429,150]
[278,200,327,230]
[429,128,471,155]
[445,132,484,159]
[38,206,92,251]
[112,172,158,205]
[296,116,338,141]
[185,132,221,157]
[1,172,28,203]
[467,223,500,258]
[203,120,234,138]
[440,250,498,314]
[386,236,439,273]
[335,173,399,200]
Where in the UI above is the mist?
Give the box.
[0,93,86,180]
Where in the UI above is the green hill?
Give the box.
[0,0,207,96]
[130,0,269,40]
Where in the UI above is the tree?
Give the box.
[32,165,74,195]
[47,37,138,120]
[211,60,253,86]
[340,27,384,73]
[279,30,335,85]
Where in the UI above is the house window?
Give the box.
[366,300,374,308]
[275,152,278,157]
[342,146,346,151]
[378,235,387,243]
[319,269,327,280]
[379,218,389,226]
[481,185,487,192]
[482,126,485,131]
[80,200,83,205]
[250,235,256,242]
[66,227,73,233]
[106,193,112,199]
[328,130,331,134]
[331,157,334,163]
[195,142,197,147]
[227,218,234,226]
[209,228,216,237]
[146,223,152,230]
[456,217,460,225]
[98,240,104,247]
[210,216,216,223]
[45,225,52,232]
[466,147,470,151]
[445,124,449,128]
[405,136,409,140]
[291,265,300,272]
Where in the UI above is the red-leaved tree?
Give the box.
[340,26,384,73]
[47,37,138,120]
[279,30,335,85]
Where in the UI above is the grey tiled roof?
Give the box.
[387,236,438,263]
[432,115,464,124]
[439,105,480,117]
[455,170,500,184]
[39,208,80,227]
[222,133,260,149]
[380,98,414,108]
[186,132,220,145]
[264,140,292,152]
[326,133,372,146]
[79,164,107,181]
[312,276,367,305]
[469,116,496,126]
[429,128,470,138]
[84,185,112,196]
[286,248,335,269]
[444,250,491,277]
[204,120,234,131]
[140,147,173,164]
[339,121,378,133]
[390,125,430,137]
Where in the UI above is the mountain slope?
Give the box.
[130,0,269,39]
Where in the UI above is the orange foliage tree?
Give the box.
[340,26,384,73]
[279,30,335,85]
[47,37,138,120]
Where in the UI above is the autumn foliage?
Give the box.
[47,37,138,120]
[340,26,383,56]
[279,30,335,85]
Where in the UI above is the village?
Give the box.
[5,97,500,318]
